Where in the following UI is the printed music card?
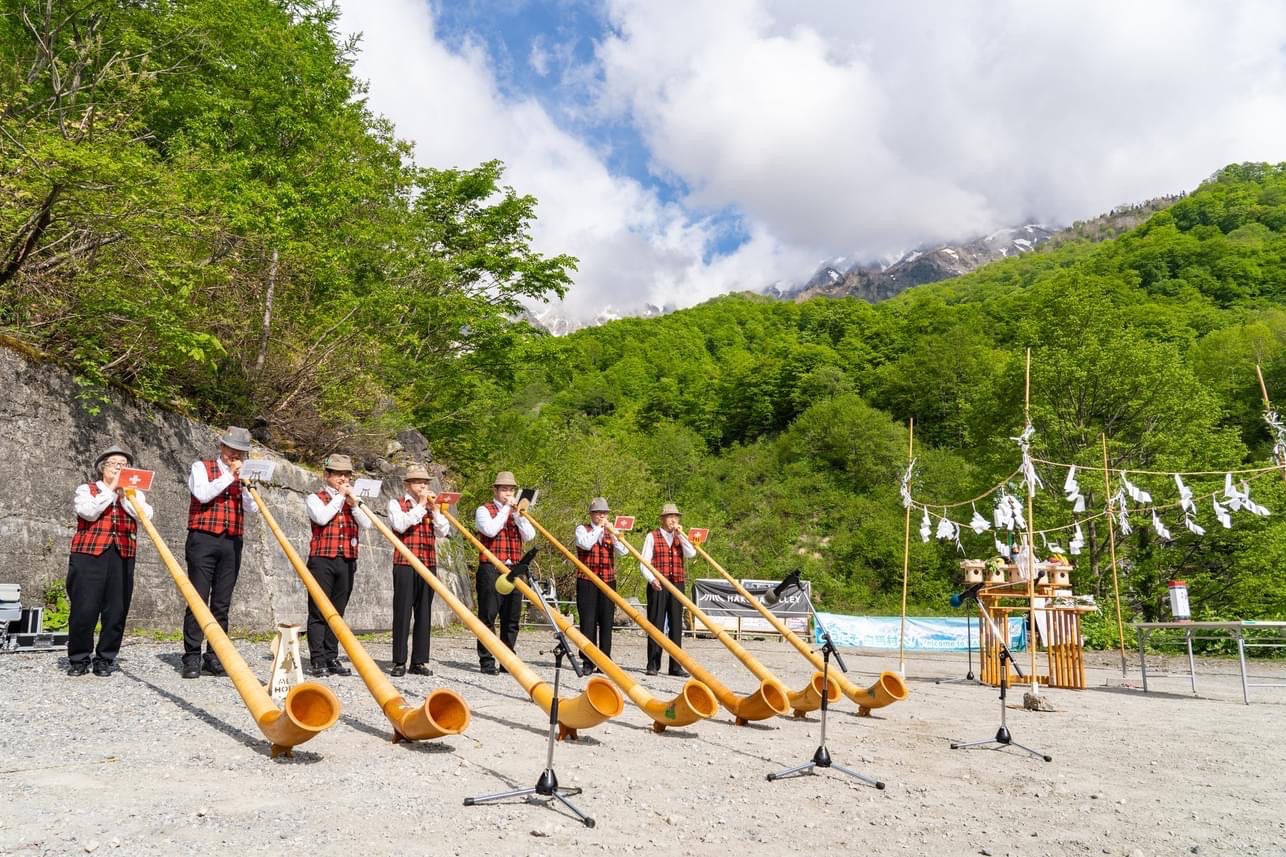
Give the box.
[435,491,461,507]
[352,478,383,499]
[239,460,276,482]
[686,527,710,544]
[117,468,154,492]
[613,515,635,531]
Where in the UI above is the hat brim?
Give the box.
[220,438,252,452]
[94,451,134,468]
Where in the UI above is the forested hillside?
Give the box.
[4,3,1286,638]
[483,164,1286,635]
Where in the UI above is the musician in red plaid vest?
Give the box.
[304,453,372,676]
[574,497,627,674]
[66,445,152,677]
[640,502,695,677]
[472,470,534,674]
[387,463,449,677]
[181,426,258,679]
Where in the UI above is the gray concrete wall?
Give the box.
[0,346,475,635]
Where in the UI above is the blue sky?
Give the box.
[338,0,1286,324]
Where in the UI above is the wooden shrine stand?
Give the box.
[962,561,1096,690]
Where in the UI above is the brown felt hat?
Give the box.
[403,464,431,482]
[94,445,135,471]
[660,502,681,517]
[323,454,354,473]
[219,426,253,452]
[492,470,518,487]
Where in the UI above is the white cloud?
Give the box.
[337,0,1286,325]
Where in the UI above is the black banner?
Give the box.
[691,578,810,633]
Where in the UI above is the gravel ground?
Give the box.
[2,629,1284,857]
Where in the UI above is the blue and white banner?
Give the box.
[814,613,1026,652]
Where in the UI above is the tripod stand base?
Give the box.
[464,771,596,827]
[950,727,1052,762]
[767,746,885,789]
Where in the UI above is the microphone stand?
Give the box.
[937,587,980,685]
[767,586,884,789]
[464,563,597,827]
[949,599,1051,762]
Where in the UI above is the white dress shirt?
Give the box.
[639,528,695,584]
[574,524,629,556]
[187,458,257,514]
[306,488,372,529]
[474,500,535,542]
[75,481,152,521]
[388,494,450,538]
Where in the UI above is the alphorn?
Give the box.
[124,488,340,758]
[369,499,624,740]
[247,485,470,743]
[508,508,718,732]
[603,521,793,724]
[690,541,908,716]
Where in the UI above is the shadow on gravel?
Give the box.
[1083,685,1202,701]
[337,714,459,754]
[118,666,325,764]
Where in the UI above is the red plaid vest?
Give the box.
[187,459,244,537]
[576,525,616,583]
[478,501,523,565]
[309,490,359,559]
[650,529,686,585]
[71,483,137,559]
[395,497,437,569]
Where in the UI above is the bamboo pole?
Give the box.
[1023,349,1039,689]
[898,417,914,677]
[1255,364,1286,485]
[1100,434,1128,675]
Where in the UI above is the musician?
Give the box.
[387,464,449,676]
[473,470,535,674]
[182,426,257,679]
[304,454,371,676]
[640,502,695,677]
[66,445,152,677]
[574,497,627,674]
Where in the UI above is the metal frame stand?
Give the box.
[950,602,1051,762]
[768,600,884,789]
[464,565,596,828]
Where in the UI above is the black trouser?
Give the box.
[66,546,135,666]
[305,555,355,664]
[475,562,522,669]
[392,563,435,666]
[646,582,685,673]
[183,530,242,664]
[577,577,615,670]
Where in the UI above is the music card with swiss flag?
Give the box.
[118,468,154,492]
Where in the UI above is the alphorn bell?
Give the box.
[372,499,624,740]
[247,485,470,743]
[509,507,718,732]
[690,541,908,716]
[124,489,340,758]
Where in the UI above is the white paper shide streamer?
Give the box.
[1063,465,1085,513]
[919,507,932,543]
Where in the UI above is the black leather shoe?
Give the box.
[581,663,594,675]
[668,666,690,678]
[409,663,433,676]
[390,664,406,677]
[645,667,659,676]
[67,662,89,677]
[497,665,507,674]
[92,661,113,677]
[481,664,499,675]
[326,659,352,676]
[309,662,327,678]
[202,659,226,676]
[181,662,201,679]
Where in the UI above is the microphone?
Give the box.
[761,570,803,607]
[949,582,985,608]
[494,547,540,595]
